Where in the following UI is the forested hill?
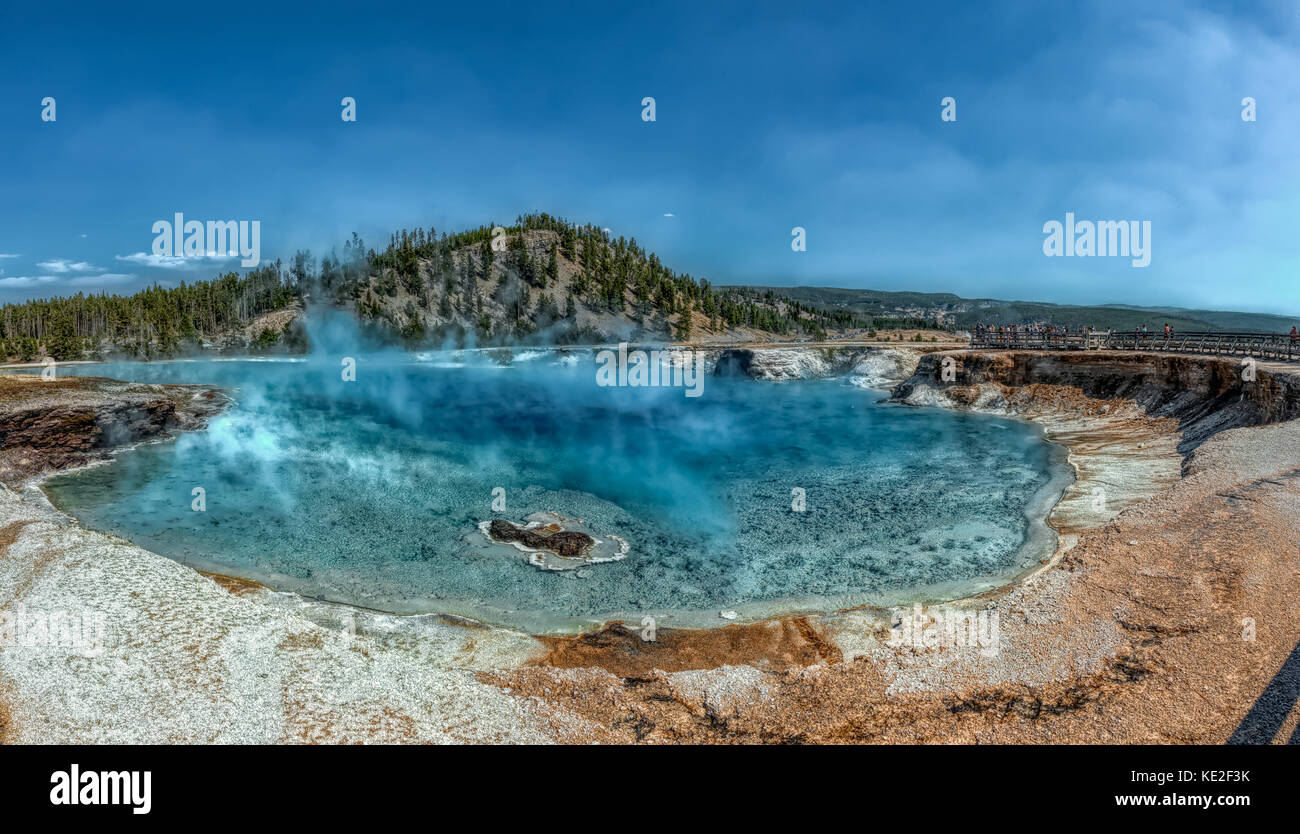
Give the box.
[0,214,874,361]
[321,213,867,347]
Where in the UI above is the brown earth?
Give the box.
[0,374,227,485]
[531,618,843,678]
[198,570,270,598]
[244,305,301,342]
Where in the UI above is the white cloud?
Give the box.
[0,253,20,259]
[0,272,138,290]
[115,252,238,269]
[36,259,97,273]
[0,275,60,287]
[115,252,189,269]
[66,272,138,287]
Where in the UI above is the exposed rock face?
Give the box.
[713,346,923,386]
[0,375,227,483]
[487,518,595,558]
[846,349,923,389]
[893,350,1300,452]
[715,347,833,380]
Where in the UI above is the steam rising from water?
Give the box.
[41,312,1070,631]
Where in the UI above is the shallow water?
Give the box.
[42,353,1070,631]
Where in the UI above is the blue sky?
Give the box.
[1,0,1297,314]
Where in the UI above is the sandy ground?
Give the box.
[0,375,568,743]
[1,357,1298,743]
[488,368,1300,743]
[0,489,576,743]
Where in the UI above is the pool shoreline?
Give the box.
[28,356,1085,636]
[6,350,1294,743]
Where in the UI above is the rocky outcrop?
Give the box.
[0,374,227,483]
[893,350,1300,452]
[479,511,629,571]
[713,346,923,386]
[486,519,595,558]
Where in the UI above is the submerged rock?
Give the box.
[487,519,594,558]
[479,512,629,572]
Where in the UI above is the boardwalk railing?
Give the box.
[969,331,1300,362]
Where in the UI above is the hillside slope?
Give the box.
[322,214,864,347]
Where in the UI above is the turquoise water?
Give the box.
[41,353,1070,631]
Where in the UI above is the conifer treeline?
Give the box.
[0,264,301,360]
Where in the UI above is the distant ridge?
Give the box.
[732,286,1299,334]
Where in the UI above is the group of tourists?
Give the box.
[973,321,1300,352]
[972,322,1076,338]
[971,322,1086,345]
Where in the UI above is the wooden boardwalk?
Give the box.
[970,331,1300,362]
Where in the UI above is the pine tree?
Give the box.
[44,311,80,360]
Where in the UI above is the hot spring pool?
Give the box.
[40,353,1071,632]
